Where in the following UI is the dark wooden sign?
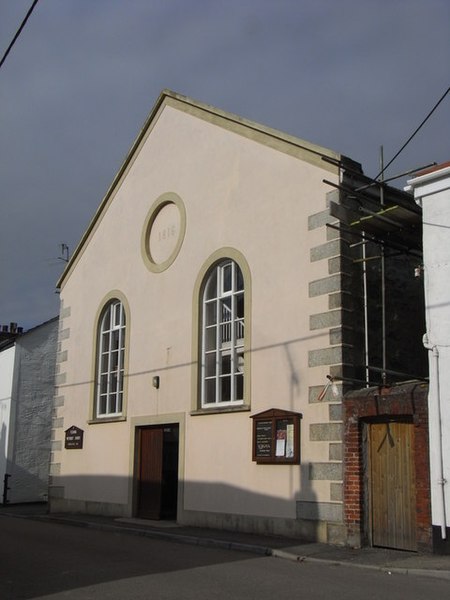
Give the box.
[65,425,84,449]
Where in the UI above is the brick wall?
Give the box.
[343,382,431,551]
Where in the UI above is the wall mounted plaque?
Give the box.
[65,425,84,449]
[141,192,186,273]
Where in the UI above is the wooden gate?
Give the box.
[369,421,417,551]
[136,425,179,520]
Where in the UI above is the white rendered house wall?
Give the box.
[407,163,450,542]
[0,345,16,487]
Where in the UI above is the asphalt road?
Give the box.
[1,515,449,599]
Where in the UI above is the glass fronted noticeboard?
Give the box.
[251,409,301,464]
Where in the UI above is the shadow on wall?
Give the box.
[283,343,301,411]
[1,416,51,505]
[49,467,320,540]
[1,413,50,505]
[1,461,49,506]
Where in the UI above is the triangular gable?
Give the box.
[57,89,345,290]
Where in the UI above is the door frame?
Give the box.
[130,413,185,521]
[364,416,417,551]
[343,383,431,552]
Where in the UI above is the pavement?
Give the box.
[2,502,450,581]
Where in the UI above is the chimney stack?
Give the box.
[0,322,23,342]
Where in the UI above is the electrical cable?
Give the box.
[374,85,450,181]
[0,0,40,70]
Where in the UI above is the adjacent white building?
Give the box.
[0,318,58,504]
[0,317,58,503]
[0,338,16,496]
[408,162,450,553]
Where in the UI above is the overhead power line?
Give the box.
[0,0,40,70]
[374,85,450,181]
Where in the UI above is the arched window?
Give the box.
[201,260,244,407]
[95,299,126,417]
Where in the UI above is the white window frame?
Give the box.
[201,260,244,408]
[95,300,126,418]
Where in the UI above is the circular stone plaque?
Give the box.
[141,193,186,273]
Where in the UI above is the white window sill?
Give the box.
[190,404,251,416]
[88,416,127,425]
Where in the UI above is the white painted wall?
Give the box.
[9,319,58,503]
[0,345,16,486]
[408,164,450,538]
[0,319,57,504]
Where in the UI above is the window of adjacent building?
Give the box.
[95,299,126,418]
[201,260,245,407]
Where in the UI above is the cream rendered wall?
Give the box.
[56,102,338,519]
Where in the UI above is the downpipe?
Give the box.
[423,333,447,539]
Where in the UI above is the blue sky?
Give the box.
[1,0,449,329]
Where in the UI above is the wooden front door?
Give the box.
[136,424,179,520]
[369,421,416,551]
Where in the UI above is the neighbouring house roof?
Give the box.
[56,89,358,291]
[413,160,450,178]
[0,337,17,352]
[405,160,450,206]
[22,316,59,334]
[0,316,59,353]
